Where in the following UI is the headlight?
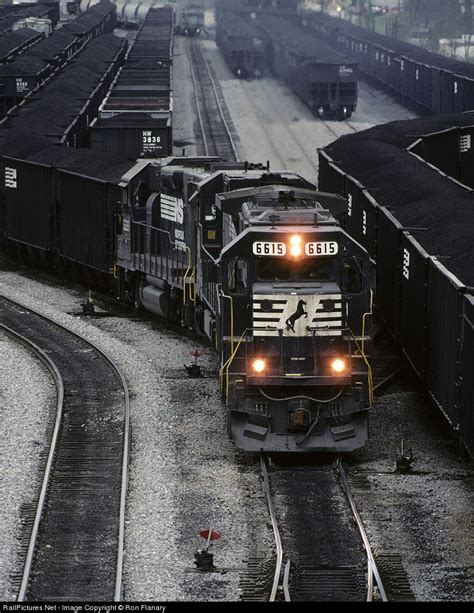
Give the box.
[330,358,347,374]
[289,234,302,257]
[252,358,266,373]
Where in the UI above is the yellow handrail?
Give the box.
[361,290,373,356]
[359,290,374,404]
[220,327,248,406]
[182,245,193,304]
[348,329,374,405]
[219,290,234,357]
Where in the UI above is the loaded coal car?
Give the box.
[116,159,374,452]
[303,10,474,115]
[216,9,266,78]
[318,113,474,457]
[91,5,173,159]
[257,14,358,119]
[0,0,118,115]
[0,28,43,64]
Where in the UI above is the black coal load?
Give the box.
[27,30,77,63]
[308,11,474,81]
[323,115,474,286]
[0,28,42,62]
[1,33,125,141]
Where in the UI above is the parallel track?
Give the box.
[187,37,239,161]
[260,457,388,602]
[1,296,130,601]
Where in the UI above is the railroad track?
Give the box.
[187,37,239,161]
[372,327,403,394]
[322,118,359,142]
[0,296,130,601]
[254,457,388,602]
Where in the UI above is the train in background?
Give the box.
[174,2,205,35]
[287,8,474,115]
[215,0,358,119]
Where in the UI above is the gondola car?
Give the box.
[257,14,358,119]
[216,10,265,78]
[116,158,374,452]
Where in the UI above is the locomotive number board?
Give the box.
[252,241,339,256]
[305,241,338,256]
[252,241,287,256]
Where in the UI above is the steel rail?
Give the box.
[199,42,240,162]
[0,324,64,603]
[373,366,403,393]
[337,459,388,602]
[187,38,239,161]
[1,295,130,602]
[186,38,210,155]
[260,456,288,602]
[282,559,291,602]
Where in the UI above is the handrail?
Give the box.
[182,245,195,304]
[219,288,234,356]
[220,322,374,405]
[220,327,249,405]
[348,329,374,405]
[131,219,191,295]
[361,289,373,356]
[360,289,374,404]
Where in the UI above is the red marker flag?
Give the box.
[199,529,221,542]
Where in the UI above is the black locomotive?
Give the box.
[115,159,374,452]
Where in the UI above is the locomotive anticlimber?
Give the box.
[117,158,374,452]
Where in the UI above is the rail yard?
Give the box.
[0,0,472,603]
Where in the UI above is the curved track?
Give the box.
[187,37,239,161]
[0,296,130,601]
[260,457,388,602]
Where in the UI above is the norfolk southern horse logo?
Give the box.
[285,299,308,333]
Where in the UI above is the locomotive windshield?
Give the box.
[256,257,336,282]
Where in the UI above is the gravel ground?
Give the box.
[348,380,473,601]
[0,270,273,601]
[0,329,56,601]
[173,36,199,157]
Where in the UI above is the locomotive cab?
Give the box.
[216,185,373,452]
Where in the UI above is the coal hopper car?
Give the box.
[258,14,358,119]
[216,9,266,78]
[90,5,174,160]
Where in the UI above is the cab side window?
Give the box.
[227,257,248,294]
[344,257,363,294]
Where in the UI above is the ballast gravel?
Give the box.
[0,270,273,601]
[0,330,56,600]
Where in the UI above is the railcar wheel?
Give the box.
[316,106,326,119]
[337,106,349,120]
